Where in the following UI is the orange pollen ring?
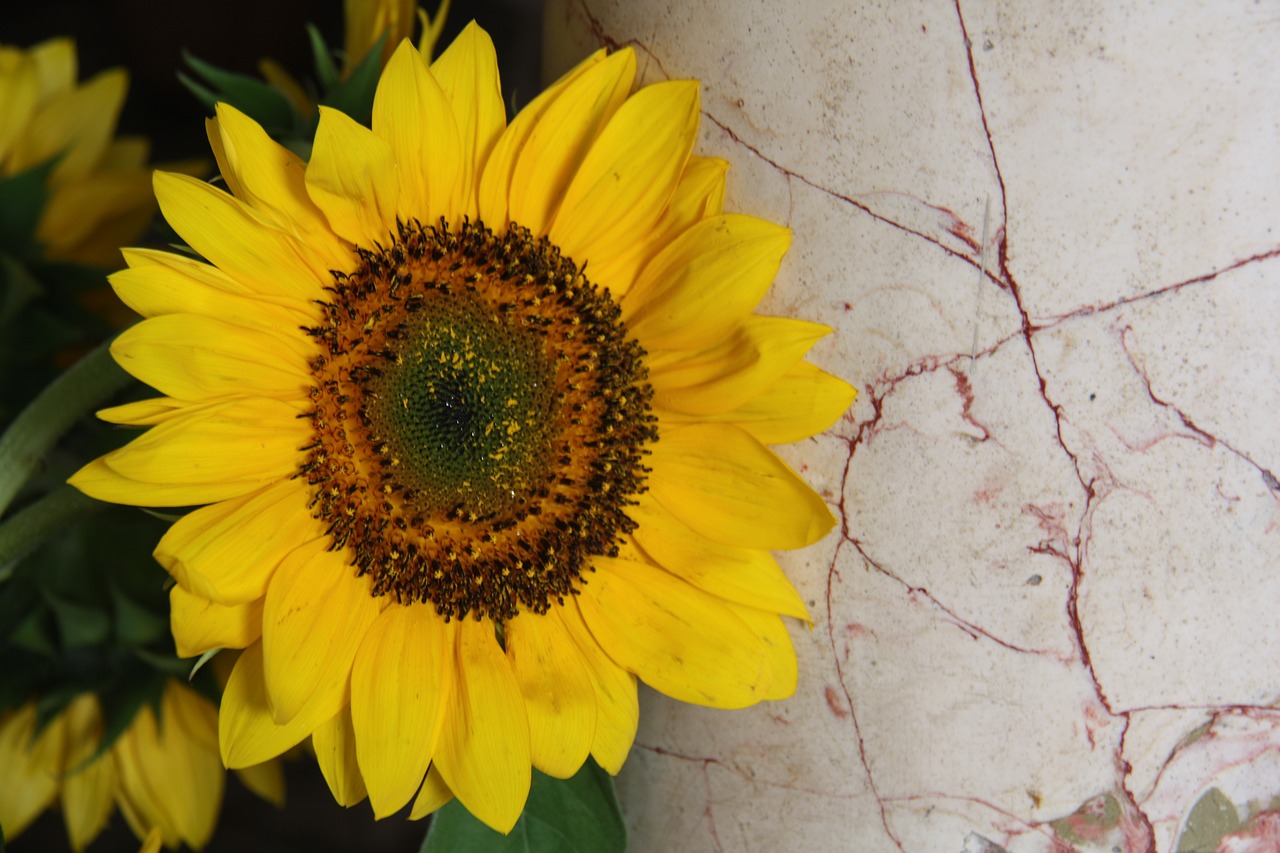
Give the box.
[297,218,657,622]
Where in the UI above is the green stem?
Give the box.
[0,337,131,517]
[0,485,104,581]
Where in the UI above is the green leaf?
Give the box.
[110,585,169,648]
[0,160,55,259]
[421,759,626,853]
[133,647,202,679]
[0,580,38,645]
[188,649,221,681]
[307,23,340,91]
[320,31,389,127]
[94,666,164,760]
[34,681,85,733]
[180,52,299,136]
[44,590,112,648]
[9,608,58,657]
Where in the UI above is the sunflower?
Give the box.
[0,38,156,268]
[0,679,282,850]
[71,23,855,832]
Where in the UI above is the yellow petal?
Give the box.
[98,397,308,491]
[727,604,797,701]
[221,641,335,767]
[113,683,224,850]
[29,37,75,102]
[59,695,115,852]
[372,41,462,224]
[0,53,39,166]
[100,136,149,170]
[111,733,177,849]
[409,764,453,820]
[110,248,319,330]
[10,68,125,182]
[351,606,453,817]
[156,478,319,606]
[648,316,830,416]
[306,106,400,246]
[232,760,286,808]
[96,397,187,426]
[416,0,452,58]
[212,103,350,270]
[111,314,310,403]
[313,705,367,807]
[628,493,809,620]
[647,422,835,550]
[69,456,255,508]
[552,603,638,775]
[137,826,164,853]
[111,776,158,846]
[344,0,416,71]
[584,154,728,298]
[505,607,596,778]
[430,22,505,218]
[664,361,857,445]
[433,618,531,833]
[170,585,263,657]
[476,47,612,228]
[623,214,790,351]
[206,115,245,199]
[158,683,224,848]
[503,49,636,237]
[577,557,771,709]
[37,170,153,254]
[153,170,327,299]
[0,703,63,838]
[549,80,699,272]
[257,58,313,117]
[263,541,381,724]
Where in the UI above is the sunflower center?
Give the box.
[300,219,655,621]
[366,289,556,517]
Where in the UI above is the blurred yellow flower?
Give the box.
[0,680,282,850]
[344,0,451,73]
[0,38,157,268]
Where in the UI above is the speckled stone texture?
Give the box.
[544,3,1280,851]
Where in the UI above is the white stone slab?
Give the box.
[544,3,1280,850]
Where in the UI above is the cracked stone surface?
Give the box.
[544,2,1280,851]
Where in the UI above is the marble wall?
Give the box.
[544,2,1280,851]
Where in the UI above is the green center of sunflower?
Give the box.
[365,290,556,517]
[300,219,656,621]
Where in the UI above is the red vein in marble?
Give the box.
[636,746,725,851]
[1120,324,1280,491]
[953,2,1155,847]
[1039,246,1280,328]
[700,110,1011,292]
[827,437,907,849]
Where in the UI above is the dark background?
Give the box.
[5,1,541,850]
[4,0,544,161]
